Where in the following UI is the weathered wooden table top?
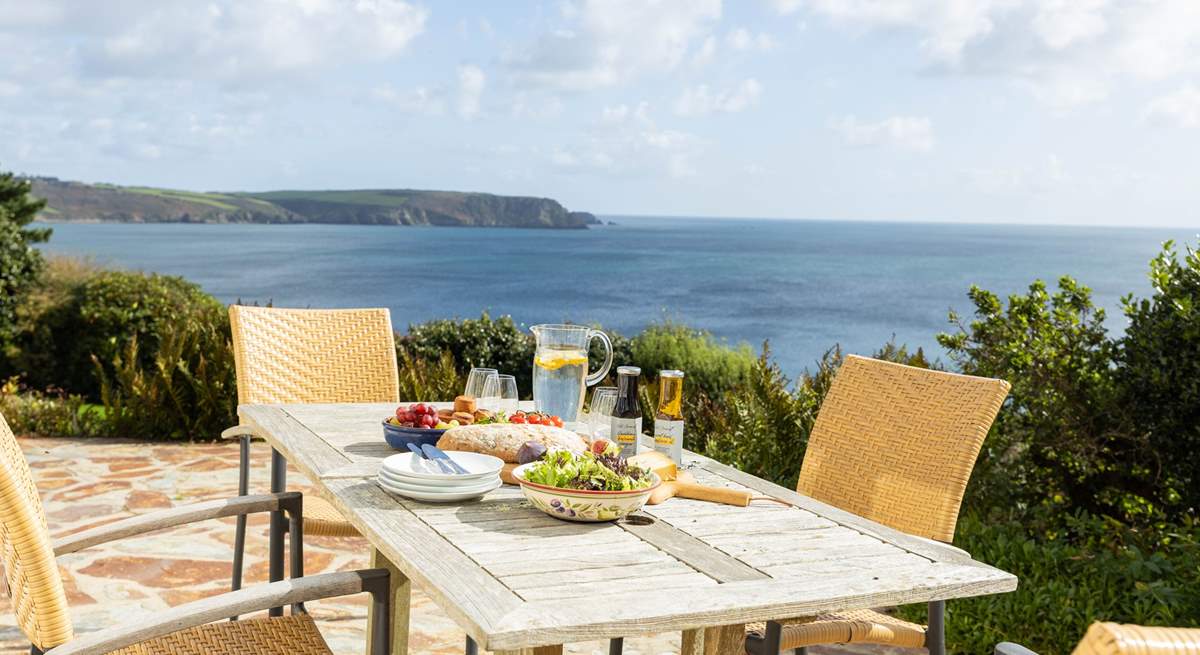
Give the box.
[240,402,1017,651]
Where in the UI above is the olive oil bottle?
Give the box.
[653,370,685,464]
[610,366,642,458]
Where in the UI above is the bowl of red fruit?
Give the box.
[383,403,453,450]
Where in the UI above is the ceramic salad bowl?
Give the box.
[511,462,660,522]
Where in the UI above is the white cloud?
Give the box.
[1142,84,1200,128]
[511,92,564,119]
[373,84,445,115]
[506,0,721,90]
[1032,0,1108,51]
[72,0,429,83]
[457,65,485,119]
[768,0,804,15]
[691,35,718,67]
[726,28,775,51]
[674,79,763,116]
[964,153,1070,195]
[833,115,934,151]
[798,0,1200,110]
[553,103,703,179]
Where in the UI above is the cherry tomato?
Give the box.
[510,414,526,424]
[551,415,563,428]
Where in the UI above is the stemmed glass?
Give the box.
[587,386,618,441]
[484,374,520,415]
[464,368,499,410]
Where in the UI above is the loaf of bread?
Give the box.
[437,423,586,463]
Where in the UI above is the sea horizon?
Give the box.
[35,217,1195,376]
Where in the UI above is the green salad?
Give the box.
[522,446,654,492]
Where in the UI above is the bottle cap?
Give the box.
[616,366,641,376]
[660,370,685,378]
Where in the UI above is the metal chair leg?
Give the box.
[231,435,251,594]
[268,447,287,617]
[465,636,478,655]
[363,570,393,655]
[926,600,946,655]
[764,622,782,654]
[609,637,624,655]
[795,648,807,655]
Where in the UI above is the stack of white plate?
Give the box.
[377,451,505,503]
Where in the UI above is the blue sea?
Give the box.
[36,217,1195,375]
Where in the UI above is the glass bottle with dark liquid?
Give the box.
[609,366,642,458]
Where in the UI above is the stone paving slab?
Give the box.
[0,438,915,655]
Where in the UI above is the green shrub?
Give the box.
[6,264,224,398]
[0,171,49,347]
[1119,241,1200,514]
[396,348,464,402]
[95,302,236,440]
[629,323,754,400]
[898,511,1200,654]
[401,313,535,393]
[0,377,104,438]
[937,278,1155,521]
[2,257,98,390]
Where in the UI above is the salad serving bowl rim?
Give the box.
[510,462,662,497]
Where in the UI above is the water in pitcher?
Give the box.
[533,347,589,421]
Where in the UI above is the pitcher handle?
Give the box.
[585,329,613,386]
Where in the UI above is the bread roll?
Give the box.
[454,395,477,414]
[437,423,586,463]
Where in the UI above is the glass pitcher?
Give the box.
[530,324,613,423]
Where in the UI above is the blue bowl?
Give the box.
[382,419,447,450]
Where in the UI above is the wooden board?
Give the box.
[240,403,1019,652]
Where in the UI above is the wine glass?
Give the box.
[464,368,498,400]
[484,374,519,415]
[587,387,618,441]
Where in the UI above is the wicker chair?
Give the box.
[997,622,1200,655]
[0,410,392,655]
[223,305,400,590]
[744,355,1011,655]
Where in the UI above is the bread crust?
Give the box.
[437,423,586,462]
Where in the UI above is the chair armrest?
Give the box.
[221,424,257,440]
[53,492,301,555]
[995,642,1038,655]
[44,568,388,655]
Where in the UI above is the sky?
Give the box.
[1,0,1198,227]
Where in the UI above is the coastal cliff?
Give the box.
[31,178,598,229]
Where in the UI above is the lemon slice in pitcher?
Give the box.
[534,352,588,371]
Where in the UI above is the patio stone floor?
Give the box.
[1,438,915,655]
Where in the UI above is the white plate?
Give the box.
[380,451,504,481]
[377,476,502,503]
[377,469,501,494]
[380,465,499,488]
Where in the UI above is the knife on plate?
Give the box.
[421,444,470,475]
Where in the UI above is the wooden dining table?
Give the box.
[239,402,1017,655]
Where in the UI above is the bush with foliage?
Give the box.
[900,511,1200,654]
[0,171,50,347]
[0,377,103,439]
[401,313,536,391]
[94,298,236,440]
[1118,241,1200,515]
[4,265,224,398]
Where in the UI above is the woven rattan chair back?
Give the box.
[229,306,400,405]
[797,355,1010,543]
[0,411,73,650]
[1072,622,1200,655]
